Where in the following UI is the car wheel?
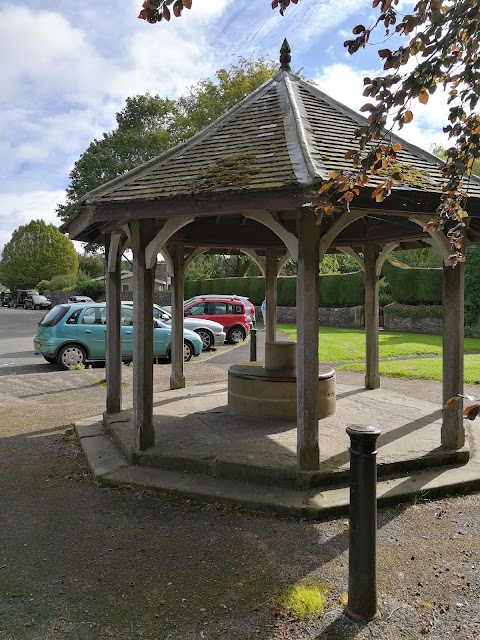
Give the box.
[195,328,213,351]
[228,326,246,344]
[34,304,39,310]
[184,341,193,362]
[57,344,87,370]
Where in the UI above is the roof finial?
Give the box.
[280,38,291,71]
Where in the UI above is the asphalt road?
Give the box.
[0,306,234,377]
[0,306,52,375]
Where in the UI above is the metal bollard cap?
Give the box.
[346,425,381,437]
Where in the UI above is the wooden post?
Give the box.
[265,248,277,343]
[296,207,321,471]
[105,234,122,414]
[442,262,465,449]
[131,220,155,451]
[364,245,380,390]
[170,244,186,390]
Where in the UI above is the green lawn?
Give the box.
[277,324,480,382]
[337,355,480,384]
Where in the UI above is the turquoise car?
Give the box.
[34,303,203,370]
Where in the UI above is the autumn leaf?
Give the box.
[418,89,429,105]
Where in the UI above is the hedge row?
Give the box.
[381,256,442,304]
[185,272,365,308]
[384,303,443,320]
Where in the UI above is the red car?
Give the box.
[183,296,250,344]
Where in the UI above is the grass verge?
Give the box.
[337,354,480,384]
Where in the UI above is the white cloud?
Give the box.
[0,190,66,257]
[312,62,451,153]
[0,1,231,250]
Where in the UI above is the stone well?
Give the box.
[228,341,336,421]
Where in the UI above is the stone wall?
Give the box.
[384,314,442,334]
[258,305,365,328]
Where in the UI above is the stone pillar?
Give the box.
[296,207,321,471]
[265,248,277,343]
[131,220,155,451]
[364,245,380,390]
[105,235,122,414]
[442,262,465,449]
[170,243,186,390]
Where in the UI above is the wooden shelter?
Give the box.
[63,42,480,471]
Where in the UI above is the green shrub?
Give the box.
[49,273,77,291]
[248,277,265,305]
[183,272,364,307]
[384,303,443,320]
[36,279,51,294]
[319,271,364,307]
[379,277,393,307]
[465,325,480,338]
[76,280,105,301]
[465,244,480,326]
[277,276,296,306]
[382,256,442,304]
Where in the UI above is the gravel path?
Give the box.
[1,361,480,639]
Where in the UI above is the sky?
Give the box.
[0,0,452,256]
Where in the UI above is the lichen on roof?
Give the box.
[191,154,260,192]
[377,161,435,189]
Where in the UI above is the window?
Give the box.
[82,308,98,325]
[120,307,134,326]
[185,303,207,316]
[211,302,228,315]
[66,310,81,325]
[122,284,130,292]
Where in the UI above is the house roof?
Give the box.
[64,46,480,250]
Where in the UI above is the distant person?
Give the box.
[261,299,266,325]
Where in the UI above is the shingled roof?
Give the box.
[65,45,480,249]
[80,66,480,208]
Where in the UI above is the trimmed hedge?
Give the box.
[382,256,442,304]
[384,303,443,320]
[184,272,364,307]
[465,244,480,325]
[319,271,364,307]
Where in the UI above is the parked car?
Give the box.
[67,296,94,303]
[33,303,203,370]
[11,289,39,308]
[183,296,251,344]
[200,294,256,326]
[0,290,11,307]
[122,302,226,351]
[24,293,52,310]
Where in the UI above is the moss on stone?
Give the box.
[377,161,435,189]
[192,154,259,191]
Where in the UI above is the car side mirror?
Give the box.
[161,313,169,320]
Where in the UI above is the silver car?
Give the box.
[122,303,226,351]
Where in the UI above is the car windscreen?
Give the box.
[32,295,48,302]
[39,306,69,327]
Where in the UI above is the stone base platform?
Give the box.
[102,381,469,490]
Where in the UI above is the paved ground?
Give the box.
[2,329,480,638]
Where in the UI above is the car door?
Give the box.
[153,321,171,357]
[77,306,106,358]
[120,307,134,358]
[207,301,232,329]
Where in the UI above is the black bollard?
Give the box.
[249,328,257,362]
[345,424,381,622]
